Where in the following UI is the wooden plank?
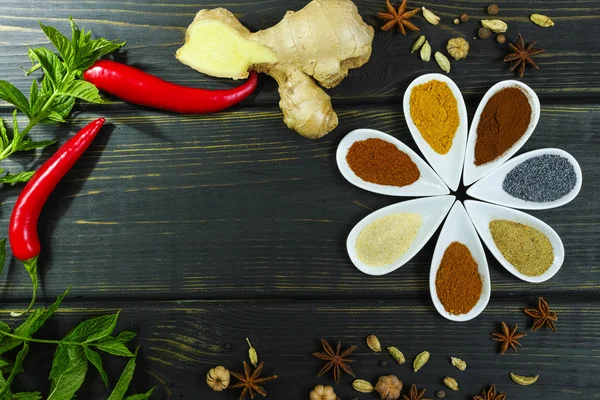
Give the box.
[1,297,597,398]
[1,0,599,106]
[0,104,597,301]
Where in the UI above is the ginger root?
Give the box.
[176,0,374,139]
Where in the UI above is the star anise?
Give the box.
[491,322,527,355]
[524,297,557,332]
[312,339,356,383]
[503,32,545,78]
[378,0,420,35]
[230,361,277,400]
[402,384,431,400]
[473,384,507,400]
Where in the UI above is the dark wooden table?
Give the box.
[1,1,599,399]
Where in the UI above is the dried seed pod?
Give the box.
[482,19,508,33]
[510,373,540,386]
[460,13,470,23]
[443,377,459,391]
[420,41,432,62]
[413,351,430,372]
[246,337,258,367]
[451,357,467,371]
[353,379,375,393]
[367,335,382,352]
[487,4,500,15]
[454,18,460,25]
[375,375,403,400]
[478,27,492,40]
[206,366,230,391]
[411,35,426,53]
[530,14,555,27]
[496,34,506,44]
[310,385,337,400]
[435,52,451,73]
[422,7,441,25]
[447,37,470,60]
[387,346,406,364]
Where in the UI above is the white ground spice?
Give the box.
[356,213,422,267]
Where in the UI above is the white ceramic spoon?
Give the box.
[463,80,541,187]
[429,201,491,322]
[467,148,583,210]
[464,200,564,283]
[403,74,468,191]
[336,128,449,197]
[347,195,455,276]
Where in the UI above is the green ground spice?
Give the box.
[356,213,422,267]
[489,220,554,276]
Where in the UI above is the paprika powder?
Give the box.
[435,242,483,315]
[474,87,532,166]
[346,138,420,187]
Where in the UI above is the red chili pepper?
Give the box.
[83,60,258,113]
[9,118,105,314]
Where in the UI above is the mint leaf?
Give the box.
[125,389,155,400]
[65,312,119,343]
[107,350,137,400]
[84,347,109,387]
[0,343,29,397]
[96,340,135,358]
[0,172,35,185]
[114,331,137,344]
[39,22,74,67]
[0,119,9,150]
[65,18,125,71]
[47,346,88,400]
[40,95,74,124]
[14,140,57,152]
[0,82,30,117]
[0,357,9,369]
[11,392,42,400]
[27,48,67,91]
[0,239,6,276]
[59,80,106,104]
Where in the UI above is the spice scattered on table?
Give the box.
[443,376,459,391]
[367,334,383,352]
[413,350,430,372]
[460,13,470,23]
[313,339,356,383]
[524,297,558,332]
[310,385,337,400]
[478,27,491,40]
[422,7,441,25]
[447,38,470,60]
[451,356,467,371]
[376,375,403,400]
[410,80,460,154]
[487,4,500,15]
[230,361,277,399]
[246,337,258,367]
[474,87,532,166]
[504,33,545,78]
[473,384,507,400]
[530,14,554,28]
[482,19,507,33]
[402,384,430,400]
[356,213,422,267]
[378,0,420,35]
[412,35,426,53]
[503,154,577,203]
[496,34,506,44]
[346,138,420,187]
[490,220,554,277]
[421,41,432,62]
[388,346,406,364]
[434,52,451,73]
[436,242,483,315]
[206,366,230,391]
[510,372,539,386]
[353,379,375,393]
[492,322,527,355]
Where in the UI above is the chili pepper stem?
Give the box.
[10,257,38,317]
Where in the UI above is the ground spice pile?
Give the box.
[435,242,483,315]
[409,80,460,155]
[346,138,420,187]
[475,87,532,166]
[490,220,554,277]
[356,213,422,267]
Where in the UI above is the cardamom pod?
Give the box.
[422,7,441,25]
[411,35,426,53]
[387,346,406,364]
[420,41,431,62]
[435,52,451,73]
[530,14,554,27]
[481,19,508,33]
[510,373,539,386]
[413,351,430,372]
[450,357,466,371]
[352,379,374,393]
[366,335,382,352]
[443,377,459,391]
[246,338,258,367]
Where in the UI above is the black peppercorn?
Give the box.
[460,13,470,23]
[436,390,446,399]
[379,360,388,367]
[496,34,506,44]
[478,27,492,40]
[487,4,499,15]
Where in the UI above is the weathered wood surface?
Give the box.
[1,0,599,399]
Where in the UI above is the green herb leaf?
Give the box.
[26,48,68,92]
[0,82,30,117]
[0,343,29,397]
[14,140,57,152]
[107,350,138,400]
[40,95,75,124]
[67,18,126,71]
[65,311,120,343]
[84,347,109,387]
[59,80,106,104]
[39,22,74,67]
[114,331,137,344]
[0,239,6,277]
[125,389,155,400]
[0,357,9,369]
[0,172,35,185]
[96,340,135,358]
[47,346,88,400]
[0,119,9,150]
[11,392,42,400]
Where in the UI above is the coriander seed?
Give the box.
[478,27,491,39]
[487,4,499,15]
[460,13,470,23]
[454,18,460,25]
[497,34,506,44]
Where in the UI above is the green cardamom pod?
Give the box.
[352,379,374,393]
[387,346,406,364]
[435,52,451,73]
[530,14,554,27]
[451,357,467,371]
[411,35,426,53]
[422,7,441,25]
[413,351,430,372]
[420,41,431,62]
[481,19,508,33]
[366,335,382,352]
[246,338,258,367]
[510,373,539,386]
[443,377,459,391]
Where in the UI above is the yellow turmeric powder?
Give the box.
[409,80,460,155]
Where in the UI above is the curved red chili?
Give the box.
[9,118,106,262]
[83,60,258,113]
